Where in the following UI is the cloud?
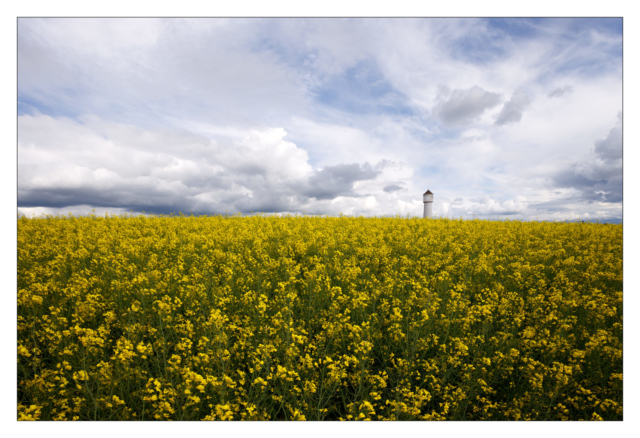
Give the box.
[549,114,622,204]
[553,170,603,189]
[449,195,529,217]
[302,163,382,200]
[19,114,304,214]
[527,195,622,222]
[593,124,622,161]
[383,184,404,193]
[18,114,391,215]
[548,85,573,98]
[494,90,532,125]
[17,18,307,128]
[433,86,502,127]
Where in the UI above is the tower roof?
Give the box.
[423,189,433,195]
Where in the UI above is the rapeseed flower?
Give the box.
[17,213,622,420]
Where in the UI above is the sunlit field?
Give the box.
[17,213,622,421]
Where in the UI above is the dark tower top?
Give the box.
[423,189,433,195]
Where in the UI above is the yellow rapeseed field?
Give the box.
[17,213,622,421]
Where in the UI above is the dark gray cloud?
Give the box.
[548,85,573,98]
[550,115,622,204]
[433,86,502,127]
[552,167,622,203]
[494,90,531,125]
[527,195,622,222]
[594,125,622,161]
[383,184,404,192]
[553,170,603,189]
[17,181,226,215]
[302,163,381,200]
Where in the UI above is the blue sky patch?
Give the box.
[312,59,415,116]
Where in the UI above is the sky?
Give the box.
[17,17,623,221]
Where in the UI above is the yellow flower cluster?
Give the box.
[17,212,622,420]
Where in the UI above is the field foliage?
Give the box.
[17,213,623,420]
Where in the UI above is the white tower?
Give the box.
[423,189,433,218]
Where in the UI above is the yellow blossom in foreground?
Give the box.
[18,213,622,420]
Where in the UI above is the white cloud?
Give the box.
[18,18,307,129]
[450,195,529,217]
